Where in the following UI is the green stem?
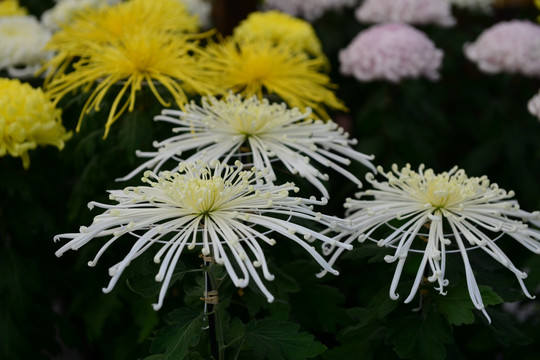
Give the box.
[233,339,246,360]
[205,258,225,360]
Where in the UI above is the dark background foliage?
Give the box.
[2,0,540,359]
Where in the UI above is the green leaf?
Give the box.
[386,312,453,360]
[282,260,348,332]
[244,319,326,360]
[487,309,533,347]
[147,308,204,360]
[323,324,384,360]
[435,285,503,326]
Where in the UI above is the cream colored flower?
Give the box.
[119,93,375,199]
[0,16,52,77]
[322,164,540,322]
[55,161,350,310]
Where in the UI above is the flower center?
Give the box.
[170,177,226,215]
[229,108,272,138]
[423,177,467,210]
[242,53,274,84]
[414,170,479,211]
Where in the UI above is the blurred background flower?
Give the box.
[0,15,51,78]
[200,39,347,120]
[339,23,444,82]
[264,0,356,22]
[0,78,71,168]
[41,0,214,138]
[233,10,325,59]
[40,0,119,31]
[0,0,27,16]
[355,0,456,27]
[464,20,540,76]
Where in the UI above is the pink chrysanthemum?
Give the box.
[264,0,356,22]
[339,23,443,83]
[464,20,540,77]
[355,0,455,27]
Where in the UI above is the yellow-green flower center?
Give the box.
[170,176,226,215]
[422,176,470,209]
[389,166,484,211]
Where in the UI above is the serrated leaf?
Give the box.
[244,319,326,360]
[435,285,503,326]
[386,312,453,360]
[147,308,204,360]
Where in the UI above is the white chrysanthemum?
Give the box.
[0,16,52,77]
[445,0,494,12]
[118,93,375,198]
[528,90,540,120]
[178,0,212,29]
[55,161,351,310]
[321,164,540,322]
[464,20,540,77]
[339,23,443,83]
[264,0,356,22]
[41,0,117,31]
[355,0,455,27]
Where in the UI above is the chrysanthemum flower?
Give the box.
[233,10,324,59]
[0,78,72,169]
[55,161,351,310]
[41,0,118,31]
[200,39,347,120]
[445,0,494,12]
[264,0,356,22]
[321,164,540,322]
[527,90,540,120]
[355,0,455,27]
[339,23,443,83]
[44,29,214,138]
[0,0,27,16]
[0,16,52,77]
[464,20,540,77]
[42,0,200,82]
[118,93,375,198]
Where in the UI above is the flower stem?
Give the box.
[204,256,225,360]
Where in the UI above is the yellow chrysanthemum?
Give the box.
[45,29,214,138]
[0,0,27,16]
[201,40,347,120]
[233,10,324,59]
[0,79,71,169]
[42,0,200,81]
